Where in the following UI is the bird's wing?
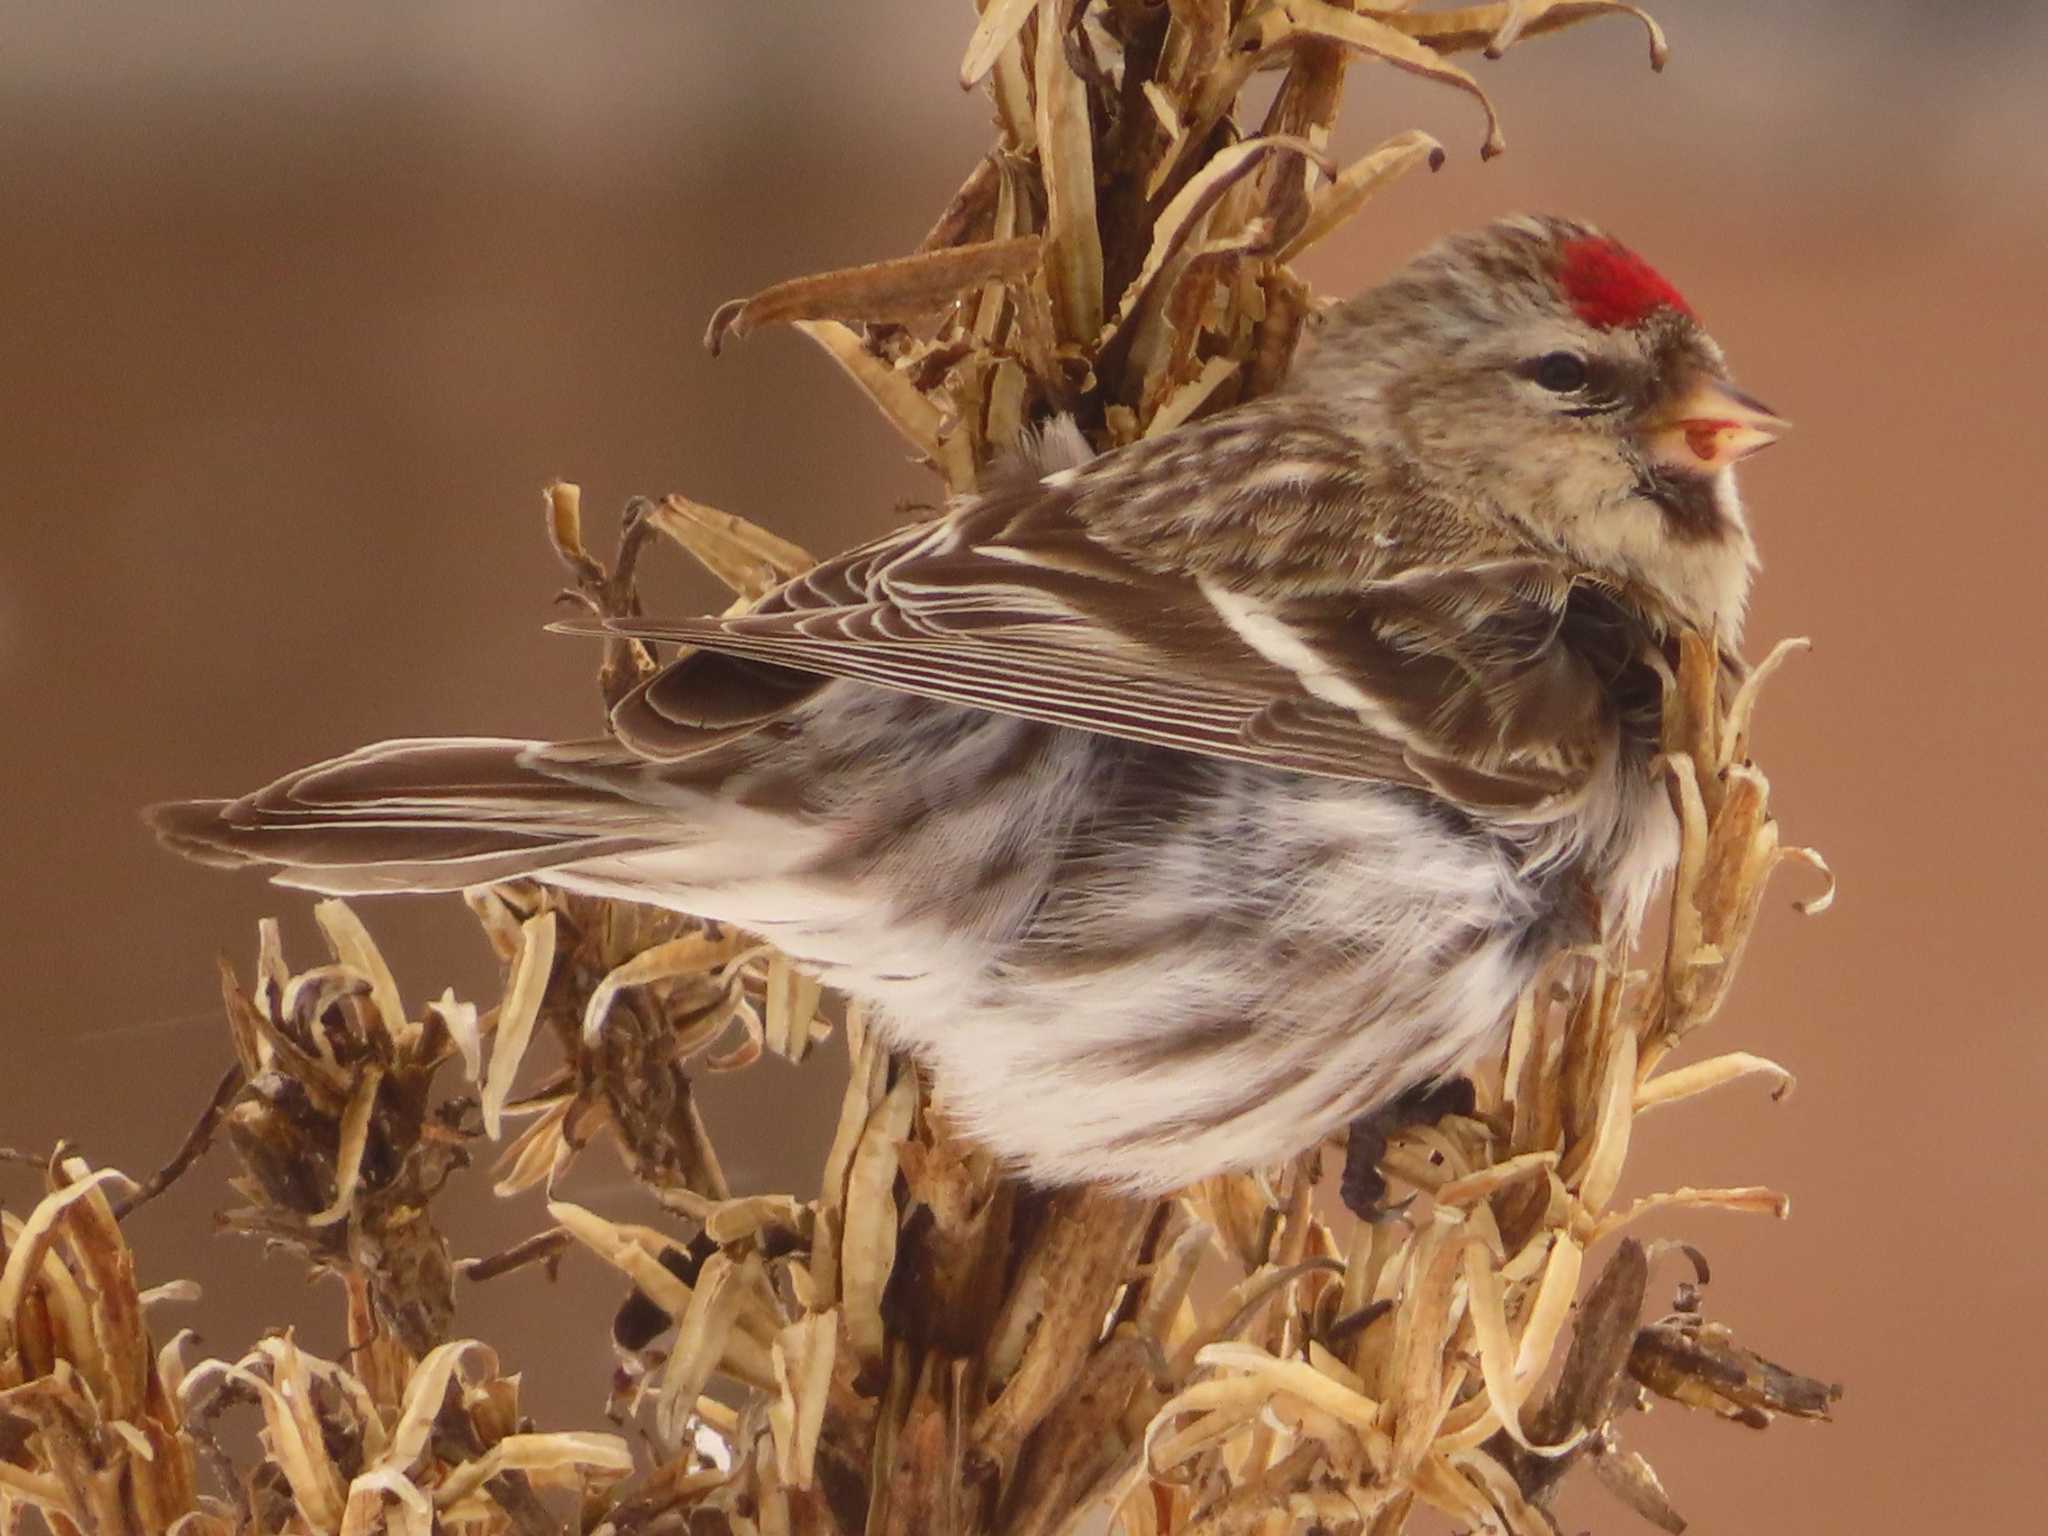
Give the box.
[579,407,1633,814]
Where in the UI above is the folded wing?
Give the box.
[587,410,1640,817]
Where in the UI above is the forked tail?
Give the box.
[149,736,663,895]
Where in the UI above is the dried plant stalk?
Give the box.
[4,6,1843,1536]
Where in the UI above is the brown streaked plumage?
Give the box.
[576,411,1628,815]
[152,216,1784,1192]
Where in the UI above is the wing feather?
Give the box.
[574,405,1643,813]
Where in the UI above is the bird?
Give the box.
[153,215,1786,1197]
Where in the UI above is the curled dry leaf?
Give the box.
[1275,129,1446,265]
[481,909,555,1139]
[1378,0,1670,70]
[304,1066,384,1228]
[580,932,736,1045]
[1215,2,1508,161]
[1635,1050,1796,1113]
[313,900,412,1056]
[706,238,1045,354]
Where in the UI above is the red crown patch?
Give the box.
[1557,235,1694,330]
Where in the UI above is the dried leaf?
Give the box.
[1275,129,1445,263]
[1035,0,1106,343]
[491,1098,574,1197]
[1635,1051,1795,1114]
[313,901,411,1054]
[792,319,971,486]
[706,238,1043,354]
[656,1253,778,1442]
[0,1170,133,1327]
[1593,1186,1790,1243]
[1461,1240,1582,1457]
[1589,1442,1688,1533]
[547,1200,695,1316]
[1572,1019,1637,1214]
[427,989,482,1084]
[481,909,556,1139]
[960,0,1040,86]
[1514,1235,1583,1383]
[228,1341,348,1531]
[383,1340,489,1472]
[580,932,736,1044]
[1379,0,1670,70]
[430,1432,633,1506]
[1119,134,1330,333]
[841,1073,919,1372]
[769,1311,837,1490]
[305,1066,383,1227]
[1453,1446,1555,1536]
[1226,2,1506,160]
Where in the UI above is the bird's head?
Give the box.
[1291,215,1785,637]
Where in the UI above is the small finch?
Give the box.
[154,216,1785,1195]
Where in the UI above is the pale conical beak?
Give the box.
[1640,377,1790,474]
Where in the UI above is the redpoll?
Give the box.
[154,216,1785,1195]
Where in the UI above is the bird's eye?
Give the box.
[1531,352,1589,393]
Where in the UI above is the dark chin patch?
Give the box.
[1638,467,1730,544]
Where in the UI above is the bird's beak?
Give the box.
[1640,377,1790,474]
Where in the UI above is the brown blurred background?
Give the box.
[3,2,2043,1529]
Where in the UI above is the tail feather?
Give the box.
[148,737,665,894]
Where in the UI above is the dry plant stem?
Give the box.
[547,481,658,710]
[3,6,1841,1536]
[1484,1237,1649,1510]
[457,1227,573,1285]
[1629,1318,1842,1427]
[110,1063,247,1221]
